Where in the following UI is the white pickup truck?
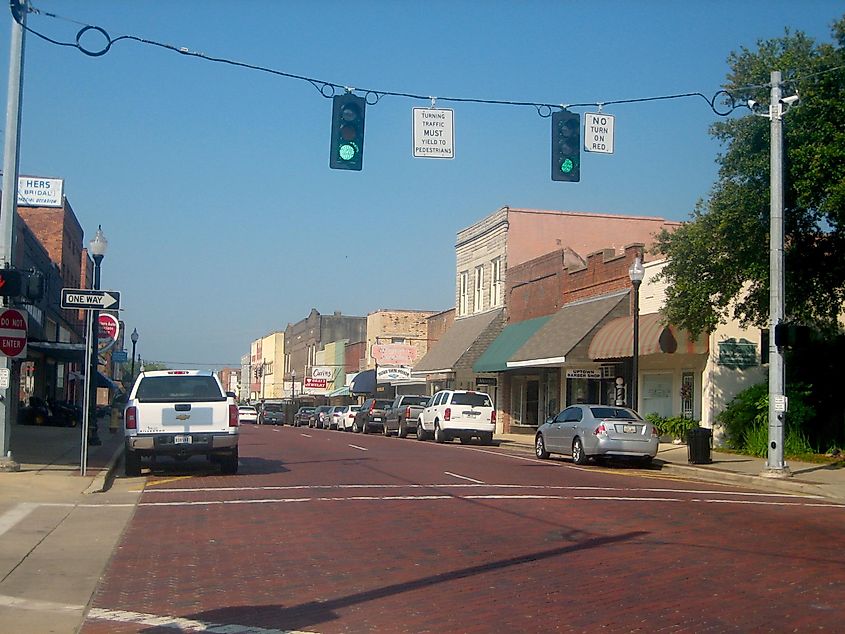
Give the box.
[123,370,240,476]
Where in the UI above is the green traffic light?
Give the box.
[339,143,357,161]
[560,159,574,173]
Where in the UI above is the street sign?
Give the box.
[0,368,9,389]
[0,308,27,358]
[112,350,128,363]
[97,313,120,353]
[584,113,615,154]
[61,288,121,310]
[413,108,454,159]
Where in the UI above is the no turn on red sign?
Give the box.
[0,308,27,358]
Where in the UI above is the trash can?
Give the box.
[686,427,712,464]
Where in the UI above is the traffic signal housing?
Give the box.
[774,322,812,349]
[330,93,366,171]
[551,110,581,182]
[0,269,23,297]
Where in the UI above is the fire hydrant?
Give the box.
[109,406,121,433]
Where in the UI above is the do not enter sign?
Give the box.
[0,308,27,358]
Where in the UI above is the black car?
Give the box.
[259,402,285,425]
[293,406,315,426]
[352,398,393,433]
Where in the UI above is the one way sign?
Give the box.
[61,288,121,310]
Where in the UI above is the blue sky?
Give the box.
[1,1,841,369]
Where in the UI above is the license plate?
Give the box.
[463,410,480,417]
[623,425,636,434]
[174,435,192,444]
[372,417,382,422]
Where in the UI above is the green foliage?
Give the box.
[716,381,817,456]
[655,16,845,337]
[645,413,700,440]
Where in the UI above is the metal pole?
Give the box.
[631,279,641,410]
[766,70,789,476]
[130,340,136,377]
[88,255,102,446]
[0,1,27,470]
[80,311,92,475]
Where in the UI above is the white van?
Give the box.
[417,390,495,445]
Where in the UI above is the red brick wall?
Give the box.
[426,308,455,346]
[565,244,644,304]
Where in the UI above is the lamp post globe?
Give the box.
[628,256,645,411]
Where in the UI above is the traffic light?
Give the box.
[0,269,23,297]
[24,270,45,301]
[329,93,366,171]
[774,322,812,349]
[551,110,581,182]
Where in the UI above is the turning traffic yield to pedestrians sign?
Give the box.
[0,308,27,358]
[61,288,121,310]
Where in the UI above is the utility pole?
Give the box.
[0,0,27,471]
[765,70,790,477]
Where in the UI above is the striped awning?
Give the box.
[588,313,708,360]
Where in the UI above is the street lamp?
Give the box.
[130,328,139,379]
[628,256,645,411]
[291,369,296,400]
[88,225,108,446]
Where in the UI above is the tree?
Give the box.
[655,16,845,337]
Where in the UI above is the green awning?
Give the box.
[328,386,351,397]
[473,315,551,372]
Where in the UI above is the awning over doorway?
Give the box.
[328,386,350,397]
[413,309,503,375]
[350,369,375,395]
[27,341,86,362]
[473,315,551,372]
[507,291,630,368]
[69,370,123,392]
[588,312,709,360]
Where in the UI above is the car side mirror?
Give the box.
[226,391,236,398]
[545,416,555,425]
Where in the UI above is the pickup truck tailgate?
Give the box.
[137,402,231,434]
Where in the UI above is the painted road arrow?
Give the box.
[61,288,121,310]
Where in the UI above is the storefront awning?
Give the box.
[588,312,709,360]
[27,341,86,362]
[328,386,350,397]
[473,315,551,372]
[413,309,503,375]
[69,370,124,392]
[350,369,375,395]
[507,291,630,368]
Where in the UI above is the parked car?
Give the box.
[324,406,342,430]
[293,406,315,426]
[534,404,659,466]
[259,402,285,425]
[417,390,495,444]
[383,394,431,437]
[351,398,393,433]
[238,405,258,424]
[310,405,333,429]
[337,405,361,431]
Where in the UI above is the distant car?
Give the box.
[383,394,431,437]
[337,405,361,431]
[259,402,285,425]
[325,406,342,430]
[352,398,393,433]
[238,405,258,424]
[534,404,659,466]
[417,390,495,444]
[310,405,333,429]
[293,406,315,426]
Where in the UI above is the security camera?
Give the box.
[779,94,799,106]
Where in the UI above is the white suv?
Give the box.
[417,390,495,445]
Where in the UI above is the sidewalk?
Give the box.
[495,432,845,503]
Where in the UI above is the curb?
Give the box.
[84,443,124,495]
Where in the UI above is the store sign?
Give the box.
[566,369,602,379]
[718,338,757,368]
[304,377,327,389]
[312,367,333,380]
[17,176,63,207]
[372,343,417,366]
[377,366,412,381]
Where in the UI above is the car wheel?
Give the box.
[480,432,493,445]
[125,450,142,477]
[220,448,239,475]
[639,456,654,468]
[383,422,391,436]
[352,420,360,433]
[459,436,470,445]
[416,422,427,441]
[535,434,550,459]
[572,437,588,465]
[397,421,407,439]
[434,423,446,444]
[362,420,369,434]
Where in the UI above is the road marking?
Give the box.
[87,606,316,633]
[444,471,485,484]
[300,433,312,438]
[348,444,368,451]
[0,502,38,538]
[145,475,192,488]
[0,593,84,613]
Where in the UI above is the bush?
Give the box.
[645,413,700,440]
[716,381,817,455]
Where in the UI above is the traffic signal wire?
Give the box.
[16,2,845,119]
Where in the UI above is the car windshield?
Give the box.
[402,396,430,406]
[264,404,282,412]
[589,406,642,420]
[450,392,492,407]
[135,376,225,403]
[239,407,256,413]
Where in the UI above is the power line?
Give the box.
[17,3,801,118]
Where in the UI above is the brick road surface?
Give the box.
[82,425,845,633]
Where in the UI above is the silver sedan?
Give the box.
[535,404,659,466]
